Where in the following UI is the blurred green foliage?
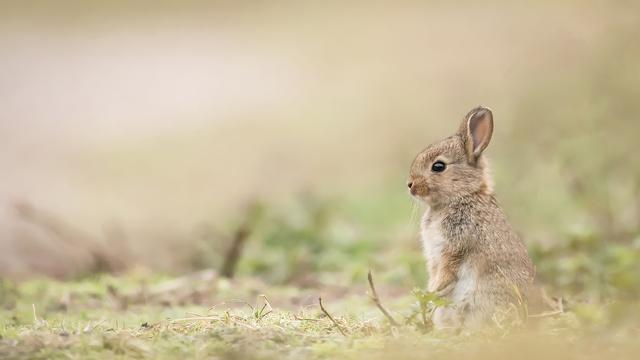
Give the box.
[531,233,640,300]
[237,193,425,287]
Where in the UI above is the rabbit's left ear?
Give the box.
[460,106,493,163]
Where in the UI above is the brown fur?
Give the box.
[408,106,535,328]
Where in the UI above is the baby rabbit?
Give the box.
[408,106,535,329]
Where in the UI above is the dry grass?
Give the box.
[1,272,639,359]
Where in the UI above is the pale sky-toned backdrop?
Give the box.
[1,0,638,277]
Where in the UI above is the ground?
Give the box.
[1,270,639,360]
[2,189,640,359]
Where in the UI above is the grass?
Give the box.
[1,266,640,359]
[2,187,640,359]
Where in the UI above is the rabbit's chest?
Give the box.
[421,215,446,265]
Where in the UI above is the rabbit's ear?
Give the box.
[460,106,493,163]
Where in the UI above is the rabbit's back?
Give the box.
[432,193,534,327]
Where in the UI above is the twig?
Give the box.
[171,316,222,323]
[220,202,261,279]
[186,312,206,317]
[557,296,565,313]
[367,270,399,326]
[220,224,251,278]
[527,310,564,318]
[294,315,321,322]
[83,318,107,333]
[208,299,255,312]
[318,297,347,336]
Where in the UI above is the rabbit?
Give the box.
[407,106,535,329]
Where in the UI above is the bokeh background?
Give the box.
[1,0,639,299]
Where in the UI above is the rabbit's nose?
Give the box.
[407,181,413,189]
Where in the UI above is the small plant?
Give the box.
[410,288,451,331]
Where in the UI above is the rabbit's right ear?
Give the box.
[459,106,493,164]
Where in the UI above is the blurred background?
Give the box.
[1,0,639,299]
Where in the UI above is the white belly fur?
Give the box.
[421,211,445,268]
[432,262,478,328]
[421,211,477,304]
[423,212,478,328]
[450,261,476,304]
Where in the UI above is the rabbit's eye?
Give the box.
[431,161,446,173]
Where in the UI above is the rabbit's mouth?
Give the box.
[408,182,429,200]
